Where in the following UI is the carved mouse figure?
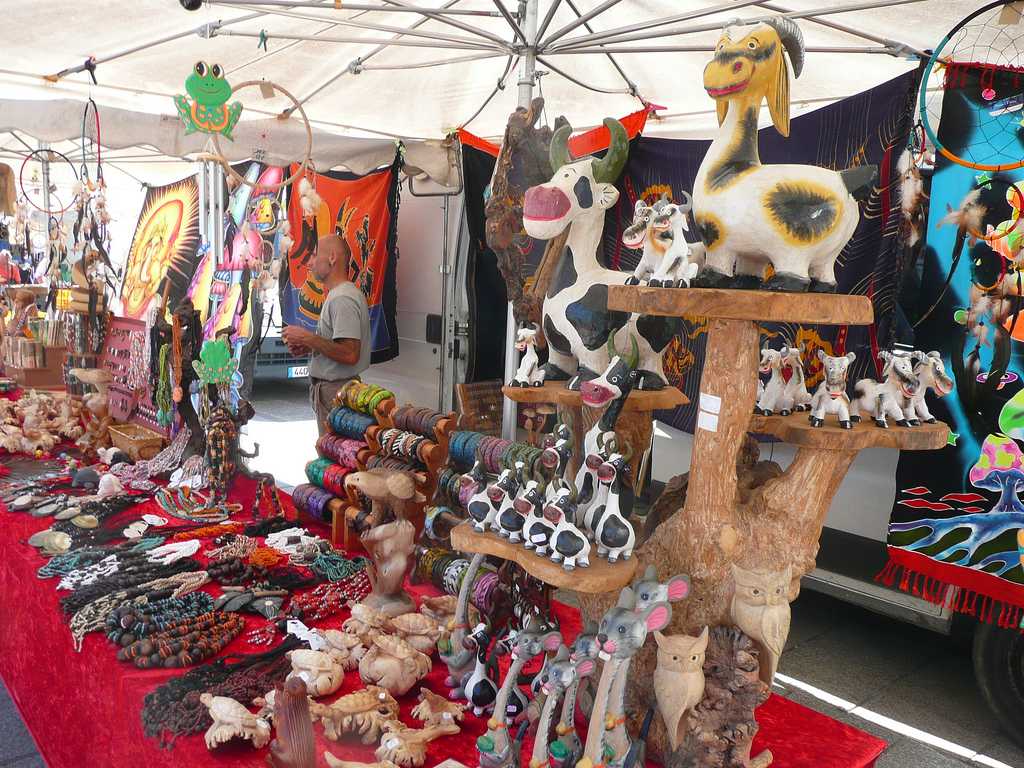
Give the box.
[530,648,597,768]
[555,622,601,763]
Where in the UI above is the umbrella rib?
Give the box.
[540,0,624,47]
[550,0,929,51]
[219,29,497,50]
[377,0,512,48]
[544,0,639,99]
[492,0,527,44]
[283,0,477,115]
[536,55,632,94]
[459,54,520,130]
[536,0,563,42]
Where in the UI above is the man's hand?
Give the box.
[282,325,311,355]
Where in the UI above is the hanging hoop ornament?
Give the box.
[919,1,1024,172]
[211,80,312,192]
[18,149,79,216]
[964,178,1024,244]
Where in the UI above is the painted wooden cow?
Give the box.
[649,194,701,288]
[592,453,636,563]
[622,196,669,286]
[541,423,574,503]
[546,487,591,570]
[692,17,874,292]
[809,350,856,429]
[523,119,681,391]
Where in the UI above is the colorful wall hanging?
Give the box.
[120,176,201,320]
[883,60,1024,625]
[280,159,401,364]
[174,61,243,140]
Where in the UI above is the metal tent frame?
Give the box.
[37,0,935,433]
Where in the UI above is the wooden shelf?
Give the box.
[503,382,688,410]
[607,286,874,326]
[451,521,638,593]
[749,412,950,451]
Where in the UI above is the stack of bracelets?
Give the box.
[377,427,431,466]
[449,431,545,476]
[416,548,502,613]
[340,381,394,415]
[305,457,351,496]
[291,484,338,523]
[316,434,363,468]
[435,468,466,509]
[366,455,417,472]
[391,405,449,438]
[328,406,376,440]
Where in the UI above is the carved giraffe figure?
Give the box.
[478,622,562,768]
[576,588,671,768]
[523,118,681,391]
[692,18,872,292]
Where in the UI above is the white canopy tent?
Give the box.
[0,0,987,145]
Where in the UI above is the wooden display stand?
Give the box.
[502,382,687,489]
[552,286,947,766]
[7,344,66,389]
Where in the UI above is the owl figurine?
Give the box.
[653,627,709,751]
[729,564,792,686]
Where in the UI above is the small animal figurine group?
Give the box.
[510,323,545,388]
[622,193,701,288]
[758,343,952,430]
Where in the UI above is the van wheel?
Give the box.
[973,620,1024,748]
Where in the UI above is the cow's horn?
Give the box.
[627,334,640,370]
[619,440,634,462]
[607,333,620,360]
[549,123,574,173]
[765,16,805,78]
[591,118,629,184]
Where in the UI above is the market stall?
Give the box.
[0,2,1020,768]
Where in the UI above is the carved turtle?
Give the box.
[388,613,442,655]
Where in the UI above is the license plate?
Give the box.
[288,365,309,379]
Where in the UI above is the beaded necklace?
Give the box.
[171,314,184,403]
[205,535,258,562]
[309,551,368,582]
[105,590,215,646]
[155,343,173,427]
[116,610,244,668]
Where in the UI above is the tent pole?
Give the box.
[551,0,928,51]
[540,0,624,46]
[502,0,538,440]
[39,142,51,225]
[209,0,504,14]
[217,2,497,47]
[753,0,926,57]
[542,0,763,51]
[551,44,898,54]
[218,29,502,51]
[376,0,513,47]
[283,0,468,115]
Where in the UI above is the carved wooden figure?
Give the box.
[461,623,499,715]
[780,346,813,412]
[511,324,545,387]
[650,196,700,288]
[309,686,399,744]
[411,688,466,728]
[439,553,485,698]
[530,649,597,768]
[653,627,710,751]
[522,118,679,391]
[692,18,872,291]
[809,350,856,428]
[546,486,591,570]
[200,694,271,750]
[592,453,636,563]
[907,350,953,424]
[540,423,574,503]
[554,623,601,764]
[754,349,789,416]
[376,720,462,768]
[288,649,345,697]
[345,469,423,617]
[519,480,556,556]
[388,613,442,655]
[851,350,918,428]
[268,677,316,768]
[622,196,671,286]
[496,462,527,541]
[359,634,432,697]
[478,623,562,768]
[729,564,792,686]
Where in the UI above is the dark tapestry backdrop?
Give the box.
[601,70,920,432]
[462,145,509,382]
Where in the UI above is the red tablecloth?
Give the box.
[0,476,885,768]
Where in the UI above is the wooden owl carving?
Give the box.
[653,626,709,751]
[729,564,792,686]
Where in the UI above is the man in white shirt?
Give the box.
[282,234,371,434]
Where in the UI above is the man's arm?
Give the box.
[303,333,361,366]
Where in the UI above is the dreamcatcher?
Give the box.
[920,1,1024,171]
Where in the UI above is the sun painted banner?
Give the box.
[882,61,1024,625]
[121,176,201,319]
[280,160,400,364]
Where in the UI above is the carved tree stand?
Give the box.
[576,287,948,767]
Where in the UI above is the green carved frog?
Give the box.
[174,61,243,140]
